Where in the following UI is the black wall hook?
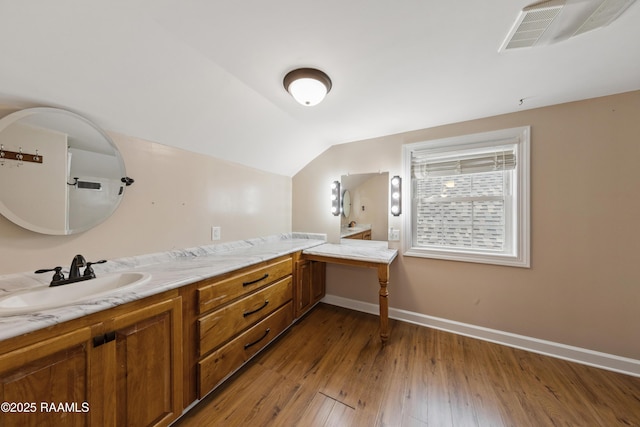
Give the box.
[121,177,135,186]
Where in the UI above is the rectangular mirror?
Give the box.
[340,172,389,241]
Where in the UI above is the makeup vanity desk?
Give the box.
[302,240,398,343]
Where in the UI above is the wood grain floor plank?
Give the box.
[399,324,429,423]
[424,329,457,427]
[317,310,380,407]
[270,307,367,427]
[175,362,267,426]
[176,304,640,427]
[238,368,300,426]
[460,335,509,426]
[296,392,336,426]
[375,321,413,426]
[324,398,357,427]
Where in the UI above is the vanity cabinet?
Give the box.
[0,248,328,424]
[95,296,183,427]
[196,257,292,315]
[0,327,93,427]
[197,276,293,357]
[0,291,183,427]
[294,253,326,318]
[182,255,295,401]
[198,302,293,396]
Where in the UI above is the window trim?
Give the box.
[402,126,530,268]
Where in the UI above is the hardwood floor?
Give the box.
[175,303,640,426]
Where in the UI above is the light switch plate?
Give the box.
[211,226,221,241]
[389,227,400,241]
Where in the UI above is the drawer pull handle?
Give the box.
[243,300,270,317]
[244,328,271,350]
[243,273,269,287]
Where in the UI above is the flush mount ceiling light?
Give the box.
[283,68,332,106]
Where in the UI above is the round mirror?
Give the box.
[0,107,128,235]
[342,190,351,217]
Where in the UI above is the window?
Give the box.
[402,127,530,267]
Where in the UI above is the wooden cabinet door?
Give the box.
[295,258,312,318]
[295,259,326,318]
[0,328,93,427]
[311,261,326,303]
[103,297,183,427]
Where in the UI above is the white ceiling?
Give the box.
[1,0,639,176]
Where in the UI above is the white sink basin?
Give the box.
[0,272,151,315]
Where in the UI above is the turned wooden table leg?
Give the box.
[377,263,390,344]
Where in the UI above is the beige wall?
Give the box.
[0,128,292,275]
[293,90,640,360]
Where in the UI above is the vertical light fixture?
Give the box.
[284,68,332,106]
[390,176,402,216]
[331,180,341,216]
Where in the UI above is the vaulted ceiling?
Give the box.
[1,0,639,176]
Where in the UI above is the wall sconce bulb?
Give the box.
[330,180,341,216]
[390,175,402,216]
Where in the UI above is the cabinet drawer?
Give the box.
[197,257,292,314]
[198,276,292,356]
[197,301,293,398]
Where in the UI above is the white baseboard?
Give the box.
[322,294,640,378]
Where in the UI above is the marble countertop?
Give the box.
[0,233,400,343]
[303,239,398,264]
[0,233,326,342]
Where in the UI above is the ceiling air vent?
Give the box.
[572,0,636,37]
[499,0,565,51]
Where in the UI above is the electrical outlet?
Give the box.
[389,227,400,241]
[211,226,221,241]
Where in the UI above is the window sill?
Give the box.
[404,247,530,268]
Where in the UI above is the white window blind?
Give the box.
[412,149,516,177]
